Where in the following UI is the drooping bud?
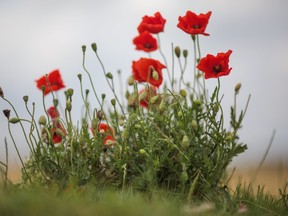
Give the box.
[3,109,10,119]
[9,117,20,124]
[38,115,47,126]
[152,71,159,81]
[183,50,188,58]
[179,89,187,98]
[91,43,97,52]
[174,46,181,58]
[0,87,4,97]
[128,76,135,86]
[111,99,116,107]
[23,95,29,103]
[81,45,86,53]
[234,83,241,94]
[106,72,113,79]
[77,74,82,81]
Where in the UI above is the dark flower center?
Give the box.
[144,43,152,49]
[192,25,201,29]
[213,65,222,73]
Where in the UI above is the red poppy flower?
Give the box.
[50,124,66,144]
[103,135,115,145]
[132,58,166,88]
[138,86,157,108]
[196,50,233,79]
[133,31,158,52]
[99,123,114,136]
[36,69,65,96]
[177,11,212,36]
[137,12,166,34]
[91,123,115,145]
[47,106,60,119]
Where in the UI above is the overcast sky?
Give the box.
[0,0,288,169]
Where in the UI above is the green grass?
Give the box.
[0,181,287,216]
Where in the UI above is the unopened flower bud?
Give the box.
[181,135,190,149]
[179,89,187,97]
[91,43,97,52]
[135,124,141,129]
[191,35,196,41]
[139,149,146,155]
[150,95,160,104]
[194,99,202,106]
[23,95,29,103]
[191,119,198,131]
[53,99,58,108]
[0,87,4,97]
[139,90,147,102]
[85,89,89,96]
[9,117,20,124]
[66,100,72,111]
[41,85,46,94]
[101,94,106,100]
[128,76,134,86]
[119,119,125,126]
[234,83,241,94]
[111,99,116,107]
[174,46,181,58]
[106,72,113,79]
[82,45,86,53]
[77,74,82,81]
[181,171,188,183]
[3,109,10,119]
[158,101,166,112]
[183,50,188,58]
[38,115,47,125]
[97,110,103,120]
[55,128,65,137]
[91,118,98,130]
[66,88,74,97]
[152,71,159,81]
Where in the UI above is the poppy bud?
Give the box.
[139,90,147,102]
[119,119,125,126]
[22,95,29,103]
[179,89,187,97]
[53,99,58,108]
[38,115,47,126]
[41,85,46,94]
[111,99,116,107]
[150,95,160,104]
[181,135,190,149]
[66,88,74,97]
[0,87,4,97]
[139,149,147,155]
[183,50,188,58]
[82,45,86,53]
[55,128,65,138]
[158,101,166,112]
[106,72,113,79]
[181,171,188,183]
[9,117,20,124]
[194,99,202,106]
[66,100,72,111]
[77,74,82,81]
[152,71,159,81]
[174,46,181,58]
[234,83,241,94]
[91,118,98,130]
[191,119,198,131]
[128,76,135,86]
[101,94,106,100]
[91,43,97,52]
[191,35,196,41]
[97,110,103,120]
[85,89,89,96]
[3,109,10,119]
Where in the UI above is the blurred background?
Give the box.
[0,0,287,183]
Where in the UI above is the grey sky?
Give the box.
[0,0,288,168]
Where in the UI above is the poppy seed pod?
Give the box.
[81,45,86,53]
[0,87,4,97]
[3,109,10,119]
[91,43,97,52]
[174,46,181,58]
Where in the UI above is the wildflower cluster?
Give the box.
[0,10,249,201]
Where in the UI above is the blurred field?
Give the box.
[5,163,288,196]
